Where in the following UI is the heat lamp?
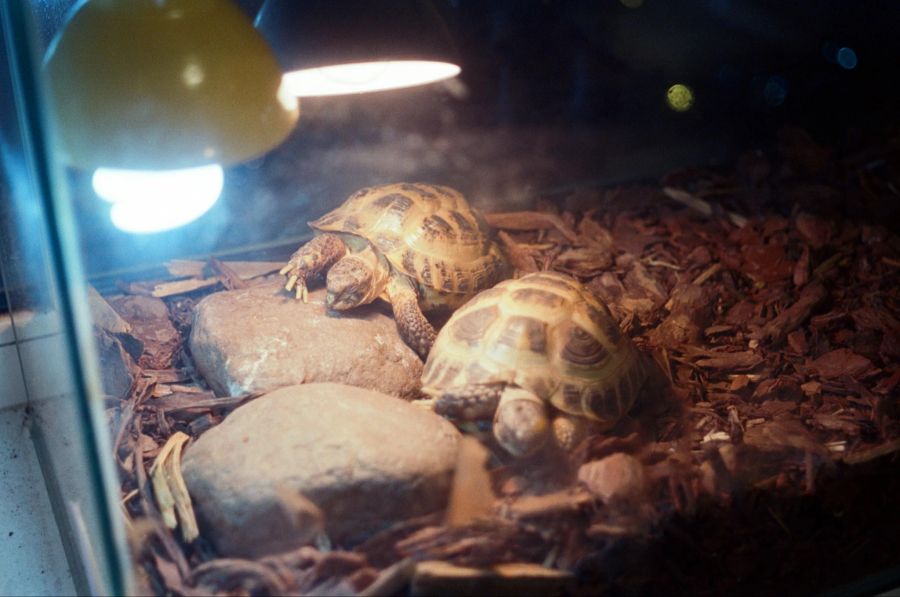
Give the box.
[43,0,299,233]
[255,0,461,97]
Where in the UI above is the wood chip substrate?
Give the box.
[105,126,900,595]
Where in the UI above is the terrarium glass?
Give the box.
[1,2,130,594]
[1,1,899,595]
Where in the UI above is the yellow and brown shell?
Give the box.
[311,183,508,303]
[422,271,646,427]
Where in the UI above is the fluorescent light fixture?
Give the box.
[284,60,461,97]
[92,165,224,233]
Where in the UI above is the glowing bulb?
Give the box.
[283,60,461,97]
[92,165,224,233]
[666,83,694,112]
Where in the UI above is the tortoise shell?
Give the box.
[421,271,646,427]
[311,183,507,303]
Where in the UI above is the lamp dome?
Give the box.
[44,0,299,170]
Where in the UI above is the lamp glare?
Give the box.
[283,60,461,97]
[92,164,224,233]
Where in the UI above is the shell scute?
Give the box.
[489,314,545,354]
[510,287,567,310]
[451,305,499,346]
[422,214,455,240]
[558,323,609,367]
[370,192,414,213]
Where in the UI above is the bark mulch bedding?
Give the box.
[106,125,900,595]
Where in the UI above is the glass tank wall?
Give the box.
[1,2,129,594]
[1,1,899,595]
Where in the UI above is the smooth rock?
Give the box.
[181,383,461,557]
[189,282,423,399]
[577,453,646,504]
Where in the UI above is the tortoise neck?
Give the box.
[350,244,391,304]
[363,245,392,302]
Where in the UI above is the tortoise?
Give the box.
[421,271,649,457]
[280,183,509,358]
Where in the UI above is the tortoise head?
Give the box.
[325,246,388,310]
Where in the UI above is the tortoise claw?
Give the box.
[285,273,298,292]
[282,262,309,301]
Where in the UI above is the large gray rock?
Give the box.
[189,281,423,399]
[182,383,461,557]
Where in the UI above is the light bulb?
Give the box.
[91,164,224,233]
[283,60,460,97]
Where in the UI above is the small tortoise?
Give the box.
[421,271,649,457]
[280,183,508,358]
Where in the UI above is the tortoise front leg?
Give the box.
[280,233,347,302]
[386,274,436,359]
[434,384,503,421]
[551,413,598,451]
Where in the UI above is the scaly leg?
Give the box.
[387,274,436,359]
[551,413,598,451]
[434,384,503,421]
[279,234,347,302]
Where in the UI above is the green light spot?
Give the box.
[666,84,694,112]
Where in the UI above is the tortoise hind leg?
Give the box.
[387,274,436,359]
[280,233,347,301]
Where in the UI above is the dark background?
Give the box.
[3,0,900,290]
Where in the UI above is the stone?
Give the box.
[181,383,461,557]
[109,295,180,369]
[88,285,143,360]
[577,453,646,504]
[87,286,140,398]
[87,285,132,336]
[94,330,138,399]
[189,281,423,399]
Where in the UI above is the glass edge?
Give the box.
[0,1,134,595]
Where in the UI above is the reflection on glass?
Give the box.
[837,46,858,70]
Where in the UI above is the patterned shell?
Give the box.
[311,183,507,297]
[422,271,647,427]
